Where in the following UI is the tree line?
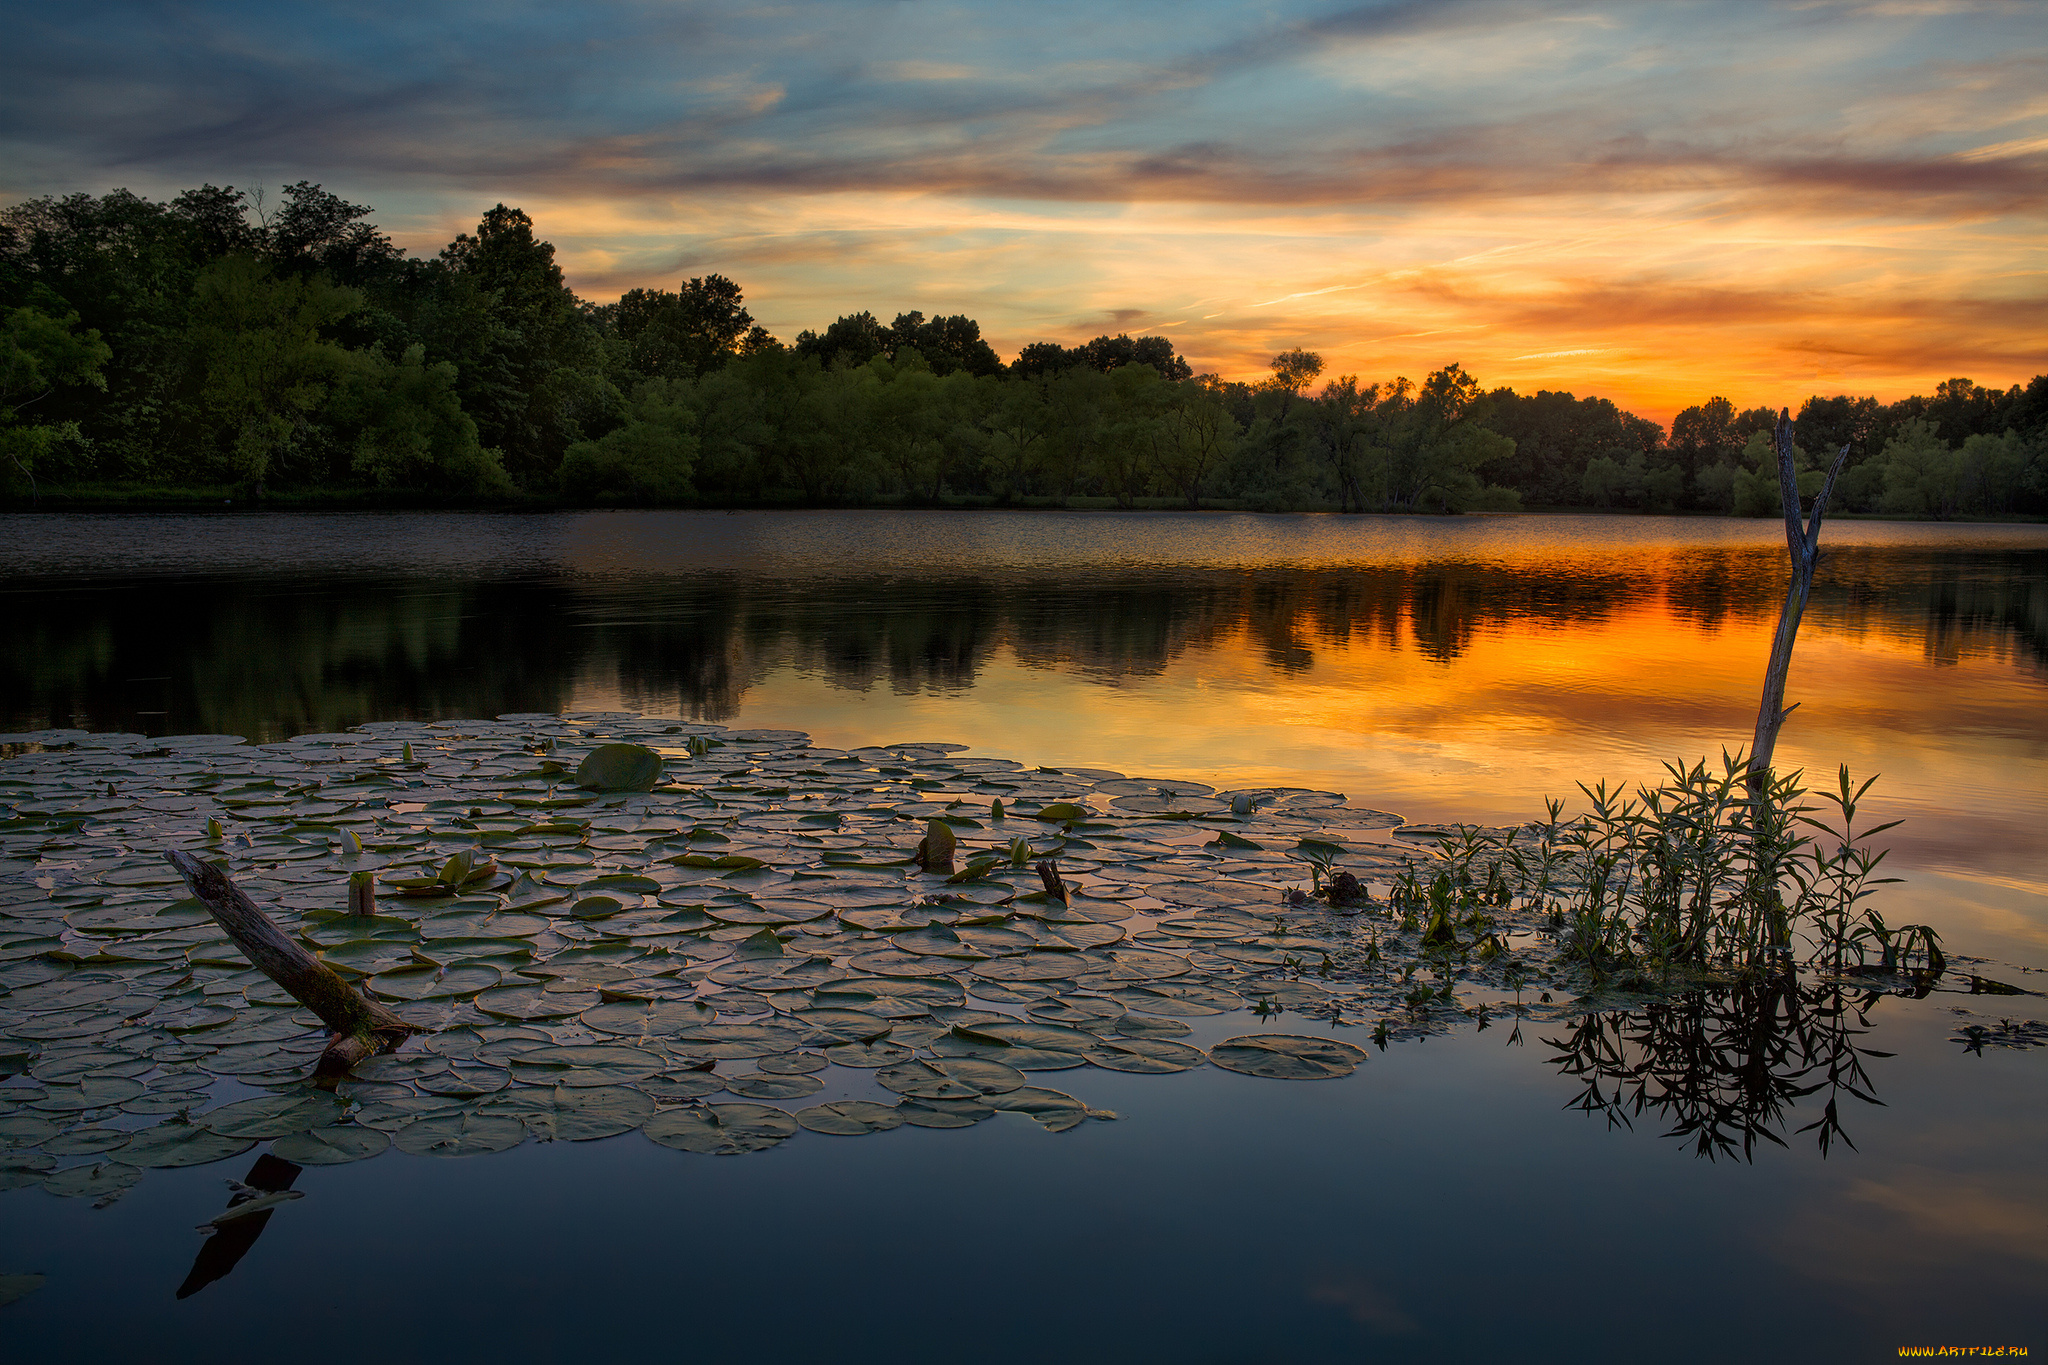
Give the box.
[4,184,2044,516]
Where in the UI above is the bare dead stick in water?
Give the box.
[1747,409,1851,803]
[1035,859,1070,905]
[164,850,415,1074]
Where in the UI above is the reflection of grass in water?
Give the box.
[1545,979,1886,1160]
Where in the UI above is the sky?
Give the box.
[3,0,2043,425]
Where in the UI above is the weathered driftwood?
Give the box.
[1746,409,1851,804]
[164,849,415,1074]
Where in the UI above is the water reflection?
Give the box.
[175,1154,303,1300]
[1545,981,1889,1161]
[4,513,2044,905]
[5,549,2041,738]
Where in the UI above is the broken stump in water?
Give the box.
[164,849,416,1075]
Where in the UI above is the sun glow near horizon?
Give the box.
[5,0,2043,426]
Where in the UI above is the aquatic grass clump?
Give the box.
[1393,753,1941,985]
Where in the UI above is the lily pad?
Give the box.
[392,1111,528,1157]
[721,1072,824,1100]
[200,1092,344,1138]
[644,1102,797,1155]
[42,1160,142,1201]
[119,1121,256,1168]
[1208,1034,1367,1080]
[1084,1036,1207,1073]
[876,1056,1026,1099]
[576,744,664,792]
[270,1126,392,1164]
[796,1099,905,1136]
[989,1086,1101,1132]
[508,1045,663,1086]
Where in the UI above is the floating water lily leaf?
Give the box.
[640,1074,724,1101]
[896,1096,993,1128]
[419,1064,512,1097]
[1034,803,1090,822]
[1084,1036,1207,1073]
[43,1126,134,1155]
[1029,996,1126,1026]
[370,964,501,1001]
[508,1045,663,1086]
[475,984,596,1020]
[119,1121,256,1168]
[1110,981,1245,1016]
[1208,1034,1367,1080]
[42,1160,141,1201]
[514,1085,656,1141]
[270,1126,391,1164]
[201,1092,344,1138]
[577,743,664,792]
[722,1072,824,1100]
[667,1023,807,1058]
[876,1056,1026,1099]
[796,1099,904,1136]
[644,1103,797,1155]
[988,1086,1093,1132]
[587,874,662,894]
[392,1111,528,1157]
[824,1040,916,1068]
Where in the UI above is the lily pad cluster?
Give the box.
[2,712,1579,1203]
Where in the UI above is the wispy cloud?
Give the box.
[2,0,2041,419]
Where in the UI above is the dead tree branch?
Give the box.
[1747,409,1851,804]
[164,849,415,1074]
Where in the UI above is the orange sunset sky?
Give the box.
[5,0,2042,425]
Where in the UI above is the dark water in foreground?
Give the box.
[2,510,2044,1361]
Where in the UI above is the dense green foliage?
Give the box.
[4,184,2043,514]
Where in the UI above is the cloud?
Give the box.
[0,0,2040,413]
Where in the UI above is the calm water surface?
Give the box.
[3,510,2044,1362]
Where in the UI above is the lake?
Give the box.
[2,509,2044,1362]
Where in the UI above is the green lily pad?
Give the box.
[577,744,664,792]
[897,1096,994,1128]
[42,1160,142,1201]
[1084,1036,1207,1073]
[876,1056,1026,1099]
[644,1102,797,1155]
[989,1086,1105,1132]
[369,964,502,1000]
[796,1099,904,1136]
[508,1045,663,1086]
[270,1126,392,1164]
[722,1072,824,1100]
[392,1111,528,1157]
[1208,1034,1367,1080]
[119,1121,256,1168]
[43,1126,135,1155]
[666,1023,806,1059]
[501,1084,657,1141]
[823,1039,916,1068]
[200,1092,344,1138]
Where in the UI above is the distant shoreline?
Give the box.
[2,486,2041,524]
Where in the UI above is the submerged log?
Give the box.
[164,850,415,1074]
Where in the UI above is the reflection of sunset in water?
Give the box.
[7,511,2043,956]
